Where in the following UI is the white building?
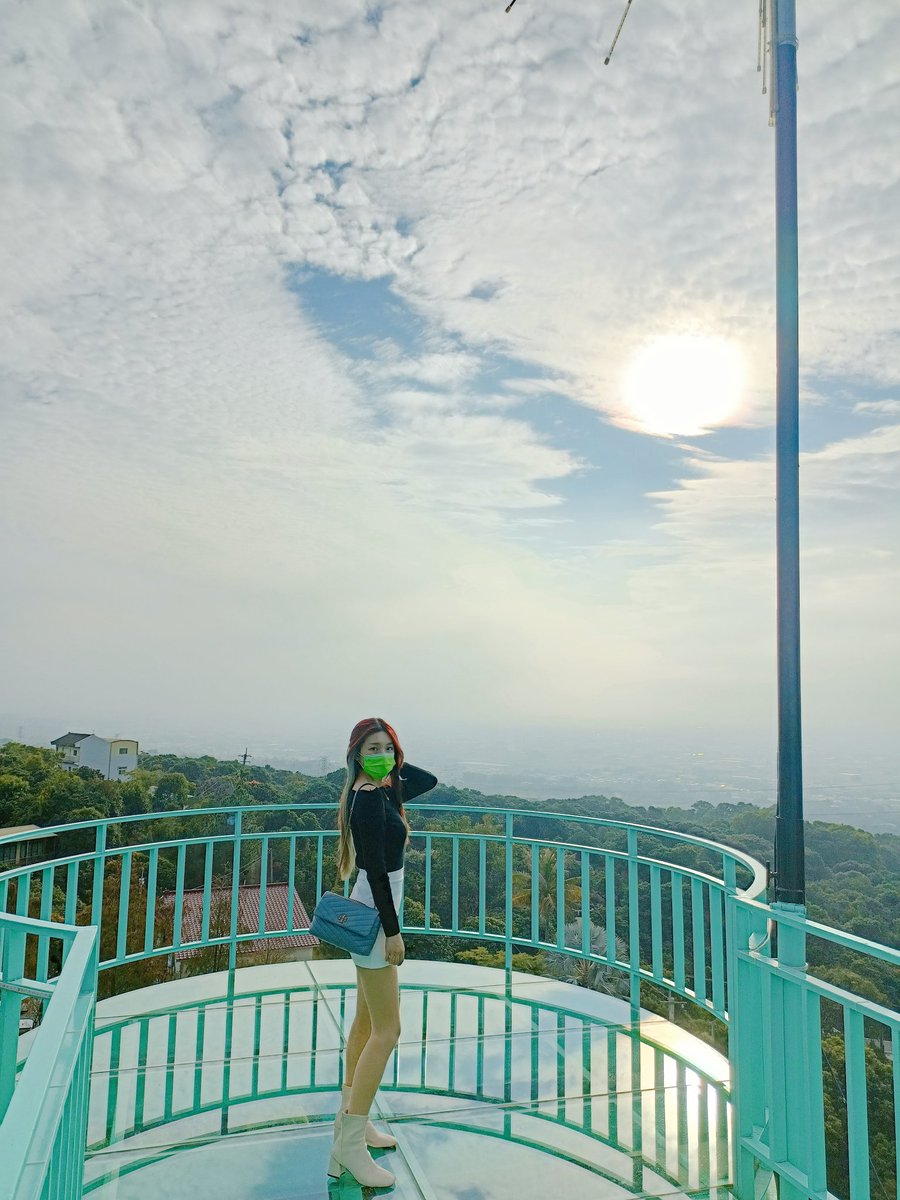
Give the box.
[51,732,139,781]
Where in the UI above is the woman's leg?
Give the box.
[344,975,372,1085]
[346,964,400,1115]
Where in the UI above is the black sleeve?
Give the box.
[398,763,438,802]
[352,791,401,937]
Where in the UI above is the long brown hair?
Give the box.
[335,717,411,883]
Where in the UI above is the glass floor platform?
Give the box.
[80,959,736,1200]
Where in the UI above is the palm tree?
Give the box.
[511,846,582,941]
[544,919,631,999]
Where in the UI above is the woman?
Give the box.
[326,717,438,1187]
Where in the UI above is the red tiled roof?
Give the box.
[158,882,319,960]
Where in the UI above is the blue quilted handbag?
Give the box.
[309,790,382,954]
[310,889,381,954]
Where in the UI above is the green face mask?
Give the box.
[362,753,395,780]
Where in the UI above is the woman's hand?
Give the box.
[384,933,405,966]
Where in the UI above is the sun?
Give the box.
[622,334,745,437]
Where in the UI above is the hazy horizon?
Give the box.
[4,709,898,836]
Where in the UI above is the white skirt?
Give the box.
[348,867,404,969]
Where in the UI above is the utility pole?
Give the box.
[235,748,252,788]
[768,0,805,911]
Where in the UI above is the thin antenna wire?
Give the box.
[504,0,636,67]
[604,0,634,65]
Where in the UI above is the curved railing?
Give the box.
[1,802,897,1200]
[0,804,766,1010]
[82,974,730,1196]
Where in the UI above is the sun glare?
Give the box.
[622,334,745,437]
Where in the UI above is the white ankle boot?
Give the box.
[327,1108,396,1187]
[336,1082,397,1147]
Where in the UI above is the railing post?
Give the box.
[220,963,237,1135]
[768,907,813,1200]
[228,809,242,973]
[727,898,770,1200]
[505,813,514,977]
[626,828,641,1016]
[74,927,101,1200]
[0,924,27,1121]
[90,824,107,939]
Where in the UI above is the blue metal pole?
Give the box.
[772,0,805,908]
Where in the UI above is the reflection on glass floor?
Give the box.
[83,960,734,1200]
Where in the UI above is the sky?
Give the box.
[1,1,898,780]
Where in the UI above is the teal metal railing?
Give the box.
[729,896,900,1200]
[1,802,897,1200]
[82,975,730,1195]
[0,912,97,1200]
